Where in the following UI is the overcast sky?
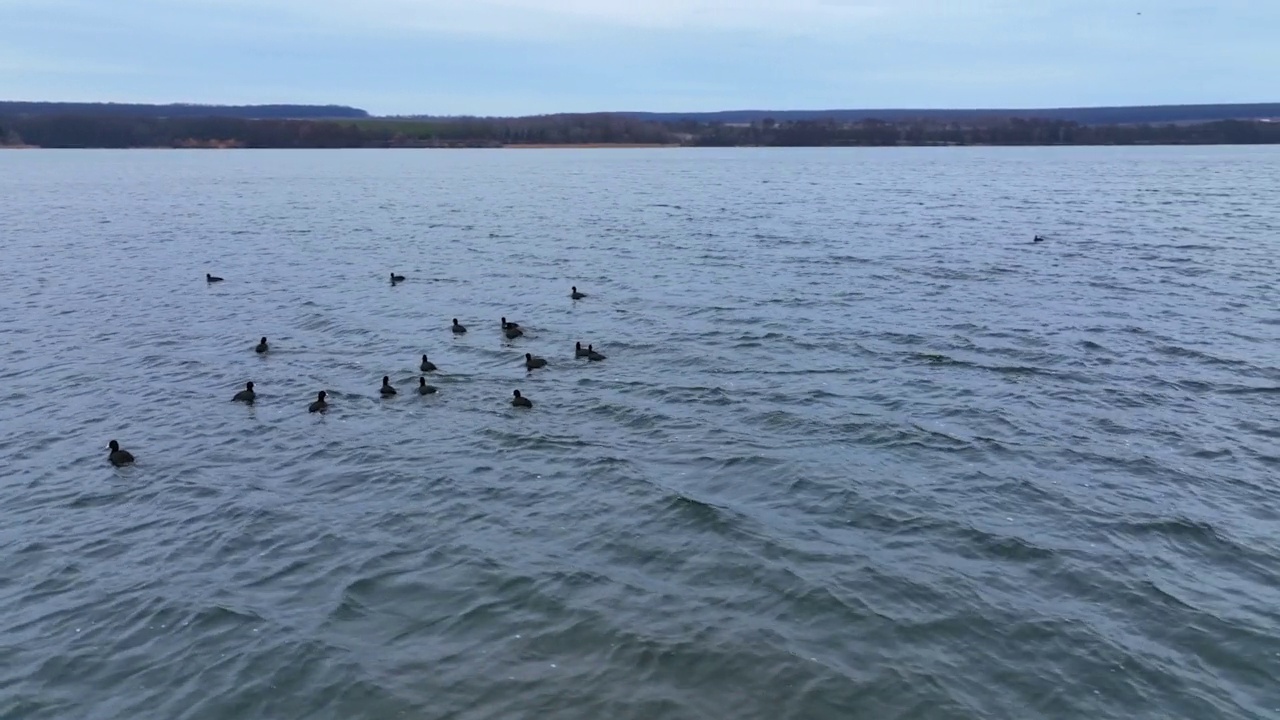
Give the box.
[0,0,1275,116]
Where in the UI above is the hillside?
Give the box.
[619,103,1280,126]
[0,102,369,120]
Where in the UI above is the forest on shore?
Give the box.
[3,111,1279,149]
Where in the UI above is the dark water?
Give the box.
[1,147,1279,720]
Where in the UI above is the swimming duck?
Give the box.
[501,317,521,330]
[587,344,606,361]
[575,341,590,358]
[380,376,397,396]
[206,273,224,283]
[511,390,532,408]
[255,337,269,354]
[418,377,438,395]
[1033,235,1045,243]
[391,272,406,283]
[571,286,586,299]
[452,318,467,334]
[505,326,524,340]
[420,354,437,372]
[233,381,256,403]
[525,353,547,370]
[107,440,135,466]
[309,390,328,413]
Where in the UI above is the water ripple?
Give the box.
[1,147,1279,720]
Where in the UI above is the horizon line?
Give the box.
[4,99,1280,119]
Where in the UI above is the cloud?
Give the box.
[0,0,1276,114]
[0,46,145,78]
[72,0,1024,39]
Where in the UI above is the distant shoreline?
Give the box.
[4,103,1279,149]
[0,143,687,150]
[502,143,681,149]
[4,141,1279,150]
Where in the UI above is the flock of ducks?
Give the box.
[115,240,1057,467]
[105,276,602,466]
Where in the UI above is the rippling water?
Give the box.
[2,147,1279,720]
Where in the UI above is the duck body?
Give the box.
[107,440,135,466]
[587,344,606,361]
[525,353,547,370]
[309,391,328,413]
[420,355,437,372]
[575,342,590,358]
[255,337,269,354]
[511,390,533,408]
[505,327,524,340]
[233,382,256,403]
[391,273,406,283]
[418,377,438,395]
[571,286,586,299]
[380,376,397,396]
[452,319,467,334]
[206,273,224,283]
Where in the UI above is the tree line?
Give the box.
[691,117,1280,146]
[2,113,1278,149]
[626,103,1280,126]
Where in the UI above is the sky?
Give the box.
[0,0,1276,116]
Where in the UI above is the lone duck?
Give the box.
[525,352,547,370]
[452,318,467,334]
[309,391,328,413]
[420,354,437,372]
[206,273,224,283]
[390,272,406,283]
[571,286,586,299]
[575,341,590,358]
[107,440,135,466]
[511,390,532,408]
[255,337,269,354]
[380,376,397,396]
[1033,235,1045,243]
[587,344,606,361]
[418,377,438,395]
[233,381,256,403]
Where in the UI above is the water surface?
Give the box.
[1,147,1279,720]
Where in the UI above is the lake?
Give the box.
[1,146,1278,719]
